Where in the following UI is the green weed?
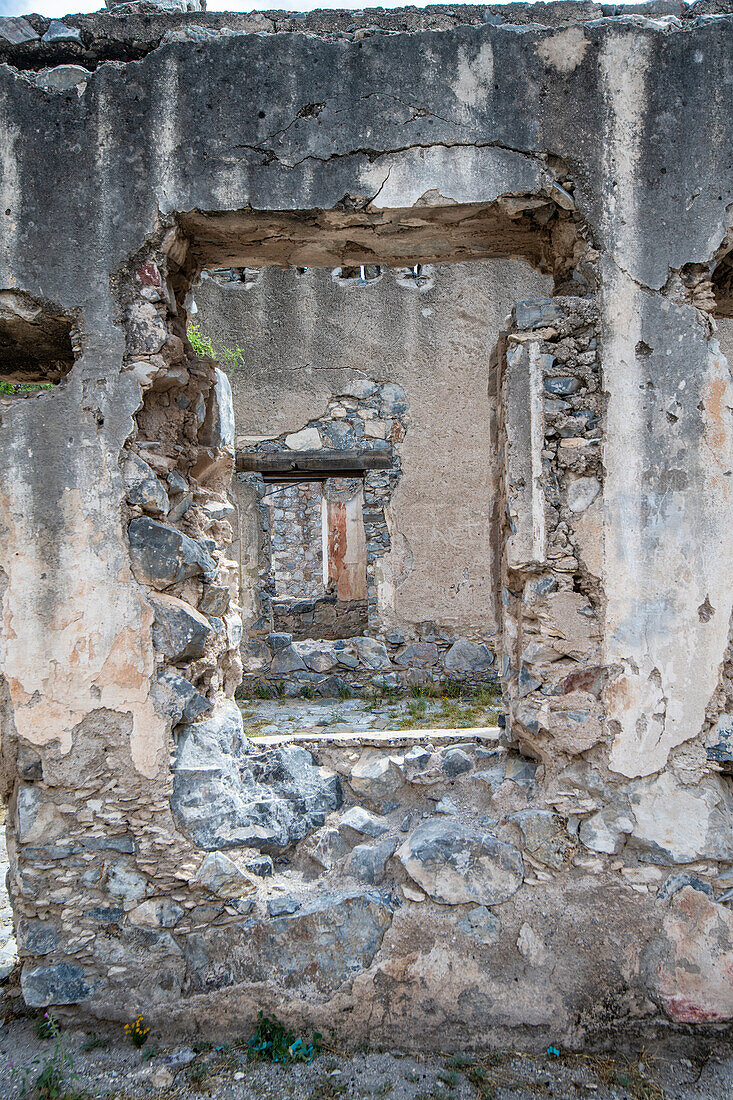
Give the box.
[12,1015,79,1100]
[81,1033,109,1052]
[0,380,54,397]
[246,1011,322,1065]
[187,324,246,372]
[407,699,427,720]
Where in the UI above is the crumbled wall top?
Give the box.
[0,2,731,71]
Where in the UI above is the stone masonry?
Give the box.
[1,0,733,1052]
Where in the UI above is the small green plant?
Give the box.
[81,1032,110,1052]
[0,380,54,397]
[141,1044,159,1062]
[474,683,501,707]
[407,699,427,720]
[275,680,286,698]
[187,1060,210,1091]
[124,1014,150,1048]
[186,323,216,358]
[12,1015,79,1100]
[36,1012,59,1040]
[186,324,246,372]
[336,684,351,700]
[301,685,315,699]
[253,681,272,700]
[246,1010,322,1065]
[441,678,463,699]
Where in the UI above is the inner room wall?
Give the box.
[195,260,552,691]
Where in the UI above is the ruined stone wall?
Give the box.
[1,2,733,1049]
[267,482,324,601]
[496,295,604,768]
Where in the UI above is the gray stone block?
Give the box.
[194,852,256,899]
[33,10,77,48]
[514,299,563,330]
[199,368,235,451]
[124,452,170,517]
[36,65,90,93]
[443,639,494,673]
[397,820,523,906]
[184,891,395,996]
[17,919,60,956]
[246,855,274,878]
[21,962,96,1007]
[173,712,341,854]
[270,645,307,674]
[106,861,148,903]
[346,837,398,885]
[442,748,473,777]
[150,593,213,662]
[267,897,301,916]
[317,674,352,697]
[128,517,216,589]
[509,808,575,870]
[394,642,439,668]
[544,376,581,396]
[152,668,211,725]
[457,906,502,946]
[0,16,38,44]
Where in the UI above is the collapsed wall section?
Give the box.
[495,296,604,769]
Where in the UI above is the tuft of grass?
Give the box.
[243,719,270,739]
[13,1014,81,1100]
[0,380,54,396]
[474,683,502,707]
[407,699,427,720]
[81,1032,110,1052]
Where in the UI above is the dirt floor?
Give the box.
[2,981,733,1100]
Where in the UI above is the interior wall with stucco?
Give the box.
[194,260,552,636]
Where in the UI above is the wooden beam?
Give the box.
[235,449,393,475]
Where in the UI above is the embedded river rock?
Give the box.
[1,0,733,1052]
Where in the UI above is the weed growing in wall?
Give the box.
[186,324,246,372]
[35,1012,59,1041]
[0,380,54,396]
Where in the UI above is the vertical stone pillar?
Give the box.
[497,296,604,768]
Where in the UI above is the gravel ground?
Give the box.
[2,983,733,1100]
[238,696,500,739]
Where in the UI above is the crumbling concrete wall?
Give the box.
[1,0,733,1049]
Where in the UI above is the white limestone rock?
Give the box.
[193,852,256,899]
[285,427,322,451]
[350,751,404,804]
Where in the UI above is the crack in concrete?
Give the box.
[230,137,552,173]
